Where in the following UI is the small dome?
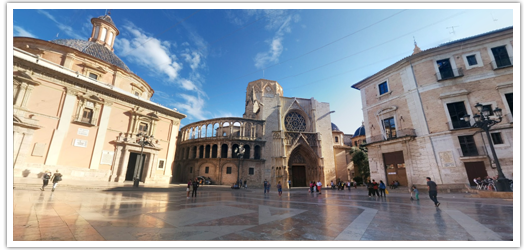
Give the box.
[352,125,365,137]
[96,15,117,28]
[331,123,340,131]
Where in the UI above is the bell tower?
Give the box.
[89,12,120,52]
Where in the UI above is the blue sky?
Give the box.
[11,4,515,134]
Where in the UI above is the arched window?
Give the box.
[212,145,218,158]
[199,145,204,158]
[205,145,211,158]
[284,111,307,132]
[221,144,228,158]
[335,136,339,143]
[243,145,250,159]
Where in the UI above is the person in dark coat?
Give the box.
[50,170,62,192]
[192,178,199,197]
[40,171,51,191]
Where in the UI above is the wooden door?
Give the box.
[292,166,307,187]
[382,151,407,187]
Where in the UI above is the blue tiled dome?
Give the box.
[331,123,340,131]
[352,125,365,137]
[97,15,117,28]
[50,39,131,73]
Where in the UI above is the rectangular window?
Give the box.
[334,137,338,143]
[158,160,165,169]
[491,46,511,68]
[88,73,98,80]
[505,93,513,115]
[226,167,232,174]
[447,102,470,129]
[205,166,209,174]
[482,104,494,116]
[458,135,478,156]
[382,117,396,139]
[82,108,93,123]
[249,168,254,175]
[466,55,478,66]
[437,58,454,80]
[139,123,148,133]
[491,133,504,145]
[378,81,389,95]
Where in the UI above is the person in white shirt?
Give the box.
[316,181,322,194]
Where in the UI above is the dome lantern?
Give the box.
[89,13,119,52]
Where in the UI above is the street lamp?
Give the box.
[133,132,155,188]
[234,146,245,188]
[463,103,510,192]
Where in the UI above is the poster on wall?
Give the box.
[77,128,89,136]
[73,139,88,148]
[100,151,114,165]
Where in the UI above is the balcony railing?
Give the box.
[491,56,513,70]
[435,67,464,81]
[446,120,471,130]
[458,146,487,157]
[365,129,416,144]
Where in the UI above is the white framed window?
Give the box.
[378,81,389,96]
[462,51,483,70]
[100,27,107,43]
[157,159,165,170]
[434,56,462,81]
[486,40,513,70]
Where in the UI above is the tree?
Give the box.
[349,146,370,184]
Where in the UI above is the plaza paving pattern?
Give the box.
[12,185,513,241]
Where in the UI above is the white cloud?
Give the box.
[182,51,201,71]
[172,94,209,120]
[37,10,83,39]
[13,25,36,38]
[115,22,183,81]
[254,37,283,69]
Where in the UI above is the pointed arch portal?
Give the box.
[287,144,319,187]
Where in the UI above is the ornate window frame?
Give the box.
[73,93,104,126]
[128,107,160,137]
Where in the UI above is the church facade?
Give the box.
[13,14,186,184]
[174,79,338,187]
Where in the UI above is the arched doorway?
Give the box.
[288,145,319,187]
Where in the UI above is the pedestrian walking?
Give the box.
[50,170,62,192]
[192,178,199,197]
[288,179,291,189]
[264,179,268,193]
[426,177,439,207]
[277,181,282,196]
[379,180,386,197]
[347,181,351,191]
[186,179,192,198]
[331,180,335,189]
[411,185,420,200]
[353,180,357,188]
[317,180,322,194]
[40,171,51,191]
[266,182,271,193]
[309,181,314,193]
[244,180,247,189]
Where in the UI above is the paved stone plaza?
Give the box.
[11,184,514,243]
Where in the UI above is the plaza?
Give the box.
[12,182,513,243]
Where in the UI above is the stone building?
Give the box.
[173,79,337,187]
[13,14,186,184]
[331,123,353,182]
[351,27,513,188]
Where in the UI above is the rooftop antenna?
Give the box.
[108,9,111,16]
[413,36,417,46]
[447,26,459,35]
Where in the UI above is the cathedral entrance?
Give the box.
[291,166,307,187]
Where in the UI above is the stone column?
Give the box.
[117,147,131,183]
[196,146,201,159]
[89,102,113,170]
[227,143,232,158]
[217,143,222,158]
[250,144,255,159]
[111,145,124,182]
[45,89,77,166]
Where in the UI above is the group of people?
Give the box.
[40,170,62,192]
[473,176,497,190]
[390,180,400,189]
[186,178,200,198]
[366,179,387,197]
[309,181,323,194]
[329,180,358,191]
[263,179,283,196]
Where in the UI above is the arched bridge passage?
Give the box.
[179,117,266,142]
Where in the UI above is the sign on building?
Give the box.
[100,150,114,165]
[77,128,89,136]
[73,139,88,148]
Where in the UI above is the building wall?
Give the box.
[353,28,514,188]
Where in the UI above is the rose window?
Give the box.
[285,111,307,132]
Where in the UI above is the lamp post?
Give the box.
[234,146,245,188]
[463,103,511,192]
[133,132,154,188]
